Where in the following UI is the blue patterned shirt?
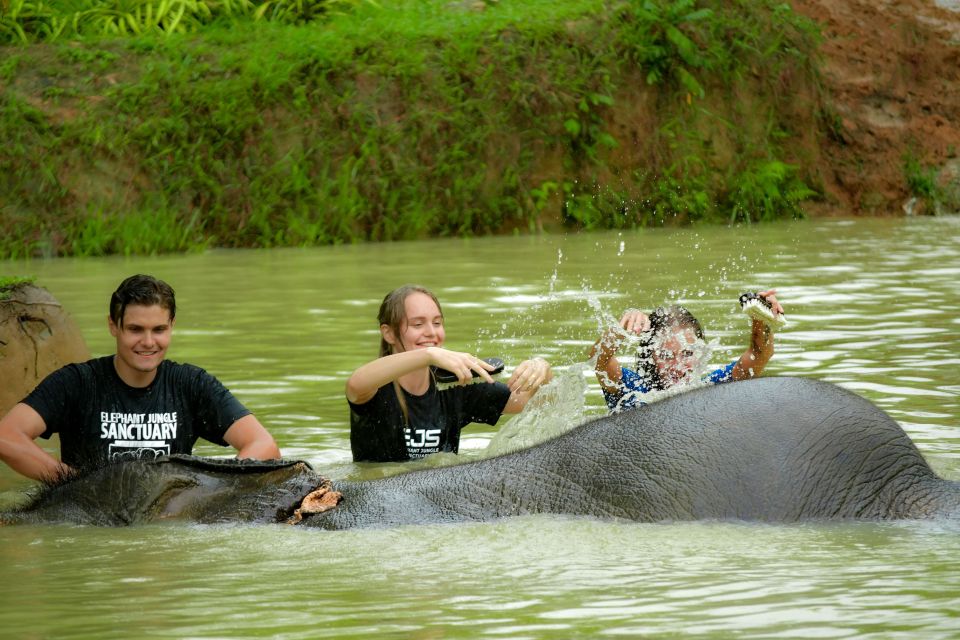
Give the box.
[602,361,736,413]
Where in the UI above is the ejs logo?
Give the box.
[406,428,441,448]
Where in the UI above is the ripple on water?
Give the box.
[2,217,960,639]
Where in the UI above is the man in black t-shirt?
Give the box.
[0,274,281,481]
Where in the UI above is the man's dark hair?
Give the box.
[109,275,176,327]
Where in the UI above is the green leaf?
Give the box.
[597,132,619,149]
[665,25,698,66]
[589,92,614,106]
[676,66,704,98]
[681,8,713,22]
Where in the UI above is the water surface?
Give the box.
[1,217,958,638]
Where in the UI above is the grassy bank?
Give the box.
[1,0,825,258]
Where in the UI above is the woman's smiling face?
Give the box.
[392,291,445,353]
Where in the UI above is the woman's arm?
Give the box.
[502,358,554,414]
[345,347,498,405]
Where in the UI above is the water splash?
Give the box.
[548,248,564,296]
[485,362,590,457]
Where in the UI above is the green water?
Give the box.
[1,217,959,638]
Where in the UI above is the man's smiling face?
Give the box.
[109,304,173,386]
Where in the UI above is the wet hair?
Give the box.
[377,284,443,357]
[109,274,176,328]
[636,305,704,390]
[376,285,443,426]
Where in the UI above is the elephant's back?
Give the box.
[313,377,951,527]
[567,376,941,520]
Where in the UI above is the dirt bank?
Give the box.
[789,0,960,215]
[1,0,957,261]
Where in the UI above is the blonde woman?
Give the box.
[346,285,552,462]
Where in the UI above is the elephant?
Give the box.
[2,376,959,528]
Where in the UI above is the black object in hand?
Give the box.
[433,357,505,384]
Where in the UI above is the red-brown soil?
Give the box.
[788,0,960,215]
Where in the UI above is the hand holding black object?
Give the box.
[739,290,787,330]
[433,357,505,384]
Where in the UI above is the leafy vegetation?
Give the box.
[0,0,370,43]
[0,275,34,298]
[0,0,828,258]
[903,152,960,215]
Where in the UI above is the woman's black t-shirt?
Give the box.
[23,355,251,469]
[349,379,511,462]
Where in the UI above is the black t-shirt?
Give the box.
[23,355,251,469]
[349,379,511,462]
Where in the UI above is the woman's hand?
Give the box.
[347,346,494,403]
[507,357,552,393]
[503,357,553,414]
[427,347,497,385]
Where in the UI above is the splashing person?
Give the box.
[591,290,784,412]
[346,285,553,462]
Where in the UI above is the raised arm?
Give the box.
[732,289,783,381]
[589,309,650,394]
[0,403,72,482]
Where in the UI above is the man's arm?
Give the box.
[0,403,72,481]
[731,289,782,381]
[591,327,626,394]
[589,309,650,394]
[223,414,281,460]
[731,321,774,381]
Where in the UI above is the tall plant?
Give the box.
[620,0,714,99]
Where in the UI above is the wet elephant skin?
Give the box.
[4,377,959,528]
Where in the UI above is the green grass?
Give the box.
[0,0,828,258]
[903,152,959,215]
[0,275,35,299]
[0,0,371,44]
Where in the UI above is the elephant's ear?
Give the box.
[160,454,312,473]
